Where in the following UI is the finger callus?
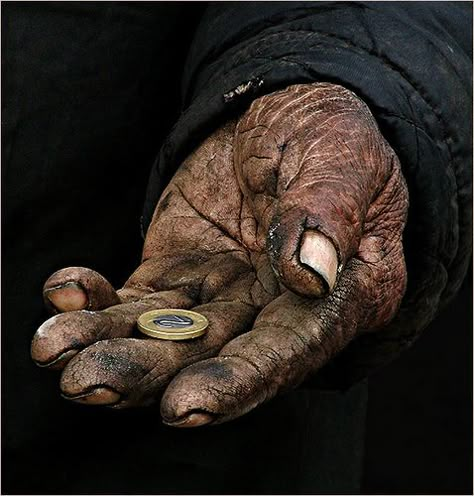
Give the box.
[43,267,121,313]
[31,289,194,370]
[59,299,257,408]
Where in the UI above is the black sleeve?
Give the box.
[142,1,472,386]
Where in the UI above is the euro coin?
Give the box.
[137,309,209,340]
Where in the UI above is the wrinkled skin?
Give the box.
[31,83,408,427]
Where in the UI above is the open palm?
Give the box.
[32,83,408,427]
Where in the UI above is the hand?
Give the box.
[31,83,408,427]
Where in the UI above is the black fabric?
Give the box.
[3,3,472,494]
[142,1,473,387]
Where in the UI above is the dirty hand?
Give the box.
[31,83,408,427]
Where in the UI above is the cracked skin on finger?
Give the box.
[32,83,408,422]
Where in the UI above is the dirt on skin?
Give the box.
[31,83,408,426]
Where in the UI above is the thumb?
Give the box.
[266,117,395,299]
[233,82,395,299]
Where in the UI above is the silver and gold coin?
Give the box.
[137,309,209,341]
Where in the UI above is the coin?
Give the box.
[137,309,209,340]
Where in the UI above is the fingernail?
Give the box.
[33,349,79,370]
[45,282,88,312]
[61,387,121,406]
[299,230,338,293]
[163,412,214,428]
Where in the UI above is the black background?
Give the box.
[2,3,472,494]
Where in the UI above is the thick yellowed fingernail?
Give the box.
[299,230,338,293]
[163,412,214,428]
[62,387,121,406]
[45,282,89,312]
